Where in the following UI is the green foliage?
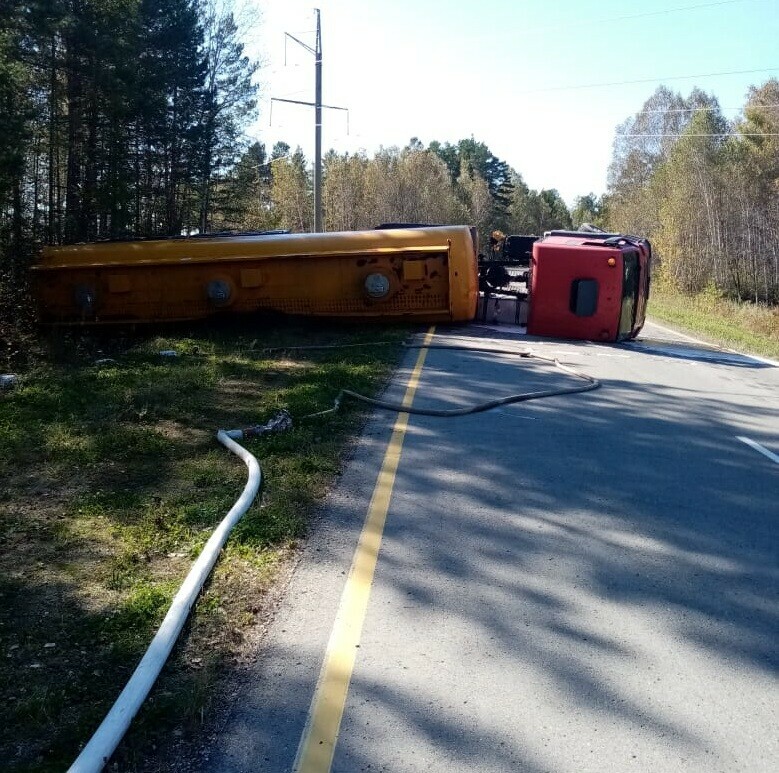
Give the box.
[649,284,779,359]
[0,319,408,770]
[0,0,258,249]
[0,17,29,210]
[429,137,514,231]
[197,0,259,231]
[607,82,779,303]
[509,179,572,235]
[322,150,370,231]
[211,141,275,231]
[302,144,469,233]
[271,147,314,232]
[571,193,606,229]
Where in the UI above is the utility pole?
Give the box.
[314,9,322,233]
[275,9,347,232]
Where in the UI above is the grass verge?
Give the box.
[648,284,779,360]
[0,317,409,772]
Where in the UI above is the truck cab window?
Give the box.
[569,278,599,316]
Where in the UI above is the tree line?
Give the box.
[212,137,573,253]
[605,80,779,304]
[0,0,256,265]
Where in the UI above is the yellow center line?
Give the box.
[292,326,436,773]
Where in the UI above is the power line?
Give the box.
[619,133,779,136]
[633,103,779,114]
[573,0,760,26]
[519,67,779,94]
[519,0,768,35]
[266,89,311,100]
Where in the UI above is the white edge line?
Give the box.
[647,319,779,368]
[736,436,779,465]
[646,319,705,345]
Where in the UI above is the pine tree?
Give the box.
[212,140,274,230]
[0,1,32,258]
[197,0,257,232]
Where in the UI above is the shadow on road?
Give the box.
[214,329,778,772]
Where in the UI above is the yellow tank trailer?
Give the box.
[32,226,479,325]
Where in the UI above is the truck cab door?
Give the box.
[618,251,640,340]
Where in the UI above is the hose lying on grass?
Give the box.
[68,429,263,773]
[68,339,599,772]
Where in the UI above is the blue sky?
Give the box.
[246,0,779,204]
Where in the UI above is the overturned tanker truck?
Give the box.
[481,230,652,342]
[32,225,651,342]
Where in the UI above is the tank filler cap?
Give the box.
[73,285,96,315]
[364,273,391,299]
[207,279,233,306]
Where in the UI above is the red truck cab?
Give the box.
[527,232,651,342]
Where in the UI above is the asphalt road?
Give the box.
[207,321,778,773]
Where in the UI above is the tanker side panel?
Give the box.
[33,227,478,324]
[527,240,624,342]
